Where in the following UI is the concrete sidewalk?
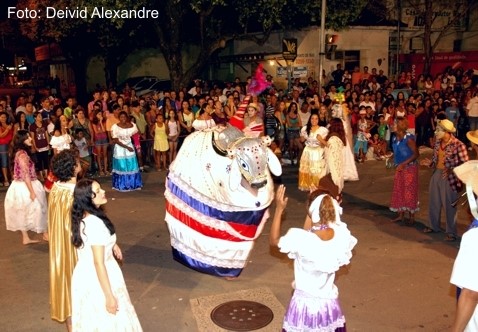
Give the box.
[0,150,470,331]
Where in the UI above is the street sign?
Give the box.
[282,38,297,61]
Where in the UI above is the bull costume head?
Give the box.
[212,125,282,191]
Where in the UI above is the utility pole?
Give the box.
[318,0,326,92]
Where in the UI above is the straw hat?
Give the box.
[437,119,456,133]
[467,129,478,145]
[454,160,478,195]
[247,103,259,111]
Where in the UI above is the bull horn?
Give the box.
[211,133,228,156]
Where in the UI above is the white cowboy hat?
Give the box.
[466,129,478,145]
[454,160,478,195]
[437,119,456,133]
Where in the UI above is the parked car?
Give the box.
[117,76,171,97]
[135,79,171,97]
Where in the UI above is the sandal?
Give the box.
[3,181,9,187]
[445,234,457,242]
[423,227,435,233]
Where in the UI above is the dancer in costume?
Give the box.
[229,64,270,131]
[390,117,419,224]
[270,185,357,331]
[450,160,478,331]
[317,118,347,197]
[48,149,82,331]
[71,179,142,331]
[111,111,143,192]
[4,130,48,244]
[298,113,328,191]
[331,103,359,182]
[165,125,281,278]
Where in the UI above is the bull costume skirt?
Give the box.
[283,289,346,332]
[111,142,143,192]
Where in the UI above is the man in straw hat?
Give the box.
[420,119,469,241]
[466,129,478,157]
[450,160,478,331]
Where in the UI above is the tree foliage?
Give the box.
[394,0,477,75]
[14,0,368,93]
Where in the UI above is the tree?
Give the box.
[15,0,367,95]
[395,0,477,75]
[145,0,368,90]
[16,0,146,102]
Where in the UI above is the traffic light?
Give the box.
[325,34,338,60]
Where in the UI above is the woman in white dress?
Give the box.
[4,130,48,244]
[331,103,359,182]
[71,178,142,331]
[298,113,328,191]
[50,115,72,154]
[111,111,142,192]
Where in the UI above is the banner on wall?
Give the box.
[276,66,308,78]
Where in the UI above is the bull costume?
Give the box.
[165,126,281,277]
[165,65,282,277]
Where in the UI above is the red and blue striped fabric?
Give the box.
[164,176,269,278]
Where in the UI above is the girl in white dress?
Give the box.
[4,130,48,244]
[166,110,180,164]
[270,185,357,331]
[71,179,142,332]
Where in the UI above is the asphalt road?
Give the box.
[0,149,471,331]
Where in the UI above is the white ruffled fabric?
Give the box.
[4,179,47,233]
[278,224,357,299]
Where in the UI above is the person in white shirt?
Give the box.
[466,92,478,131]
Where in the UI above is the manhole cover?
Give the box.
[210,300,274,331]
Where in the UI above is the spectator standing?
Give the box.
[166,110,180,164]
[0,112,13,185]
[466,91,478,132]
[285,102,303,165]
[130,101,148,169]
[151,114,169,171]
[420,119,469,241]
[29,111,50,181]
[92,110,109,176]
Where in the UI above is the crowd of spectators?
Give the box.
[0,63,477,186]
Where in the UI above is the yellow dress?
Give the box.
[48,182,78,322]
[153,123,169,152]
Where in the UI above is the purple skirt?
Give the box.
[282,289,346,332]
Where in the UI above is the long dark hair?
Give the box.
[13,130,32,156]
[71,179,115,248]
[326,118,347,146]
[306,113,319,136]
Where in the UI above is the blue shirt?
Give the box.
[392,133,415,165]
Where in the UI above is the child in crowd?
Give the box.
[368,133,387,160]
[73,128,91,175]
[129,116,144,172]
[354,108,369,163]
[151,114,169,171]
